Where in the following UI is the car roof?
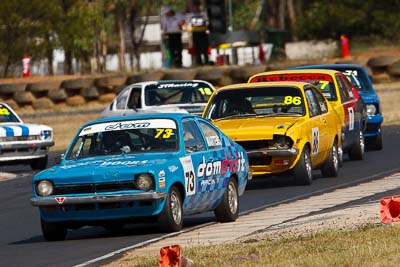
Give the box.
[83,113,198,127]
[129,79,214,87]
[216,81,313,92]
[251,69,340,76]
[292,63,364,70]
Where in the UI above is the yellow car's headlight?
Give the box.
[268,135,293,150]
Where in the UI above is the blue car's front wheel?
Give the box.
[41,218,67,241]
[158,186,183,232]
[368,128,383,150]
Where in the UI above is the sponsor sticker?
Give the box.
[55,197,65,204]
[250,73,333,83]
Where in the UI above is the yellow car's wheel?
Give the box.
[349,130,365,160]
[293,147,313,185]
[321,141,339,177]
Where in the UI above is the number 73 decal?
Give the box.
[179,156,196,196]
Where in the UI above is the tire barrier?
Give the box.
[380,196,400,223]
[2,54,400,111]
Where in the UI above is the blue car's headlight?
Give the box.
[134,174,155,191]
[40,130,52,140]
[366,104,377,116]
[37,180,54,196]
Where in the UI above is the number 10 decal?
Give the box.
[179,156,196,196]
[348,107,354,131]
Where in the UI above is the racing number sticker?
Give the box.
[198,87,213,95]
[312,127,319,156]
[155,128,173,138]
[0,108,10,115]
[348,107,354,131]
[319,81,329,90]
[284,96,301,105]
[179,156,196,196]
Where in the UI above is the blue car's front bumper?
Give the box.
[31,192,166,222]
[364,115,383,138]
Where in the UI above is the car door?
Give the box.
[335,74,358,149]
[180,118,214,213]
[304,87,329,165]
[197,119,227,206]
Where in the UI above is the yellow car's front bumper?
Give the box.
[247,148,299,176]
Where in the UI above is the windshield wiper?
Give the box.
[214,113,257,121]
[257,112,301,117]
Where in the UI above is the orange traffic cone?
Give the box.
[380,196,400,223]
[159,244,181,267]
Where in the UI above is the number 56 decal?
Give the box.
[179,156,196,196]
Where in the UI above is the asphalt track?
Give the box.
[0,125,399,267]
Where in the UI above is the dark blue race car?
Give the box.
[292,64,383,150]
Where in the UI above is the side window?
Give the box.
[115,87,131,109]
[182,120,206,153]
[340,75,355,100]
[305,89,321,117]
[311,87,328,114]
[199,121,222,149]
[336,75,350,103]
[127,88,142,109]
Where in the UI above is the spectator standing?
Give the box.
[161,6,185,68]
[187,1,209,66]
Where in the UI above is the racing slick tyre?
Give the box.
[293,147,313,185]
[214,177,239,223]
[368,129,383,151]
[30,156,48,170]
[158,186,183,233]
[337,142,344,167]
[32,97,54,110]
[321,141,339,178]
[103,221,125,234]
[61,78,95,90]
[41,218,67,241]
[349,130,365,160]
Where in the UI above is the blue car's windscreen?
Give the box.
[341,69,370,91]
[144,81,213,105]
[66,118,179,159]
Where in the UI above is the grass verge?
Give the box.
[123,223,400,267]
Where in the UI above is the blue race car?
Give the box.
[31,113,250,241]
[292,64,383,150]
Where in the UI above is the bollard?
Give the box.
[340,35,350,58]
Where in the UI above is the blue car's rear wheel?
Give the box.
[214,177,239,223]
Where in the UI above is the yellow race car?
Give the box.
[202,82,342,185]
[249,69,367,163]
